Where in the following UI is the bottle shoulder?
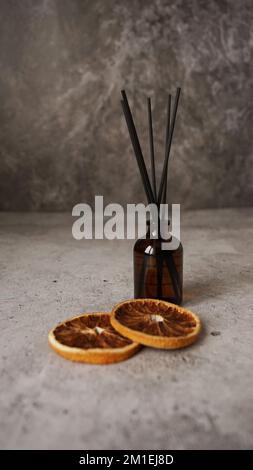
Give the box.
[134,236,183,254]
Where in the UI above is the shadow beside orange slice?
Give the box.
[48,312,141,364]
[111,299,201,350]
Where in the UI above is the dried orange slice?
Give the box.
[111,299,201,349]
[48,312,141,364]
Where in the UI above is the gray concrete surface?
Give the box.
[0,208,253,450]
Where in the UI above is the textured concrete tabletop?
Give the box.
[0,209,253,450]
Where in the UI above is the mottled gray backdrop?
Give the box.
[0,0,252,211]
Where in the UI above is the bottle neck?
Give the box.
[146,219,172,241]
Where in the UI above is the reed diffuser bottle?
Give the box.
[134,221,183,304]
[121,87,183,305]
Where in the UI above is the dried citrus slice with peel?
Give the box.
[48,312,141,364]
[111,299,201,349]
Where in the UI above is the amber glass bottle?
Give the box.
[134,223,183,305]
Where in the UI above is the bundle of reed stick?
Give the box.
[121,88,181,211]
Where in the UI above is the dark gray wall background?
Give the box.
[0,0,252,211]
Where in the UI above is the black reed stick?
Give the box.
[121,90,155,204]
[147,97,157,203]
[162,94,171,204]
[121,100,154,205]
[158,87,181,205]
[164,253,181,301]
[157,252,163,298]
